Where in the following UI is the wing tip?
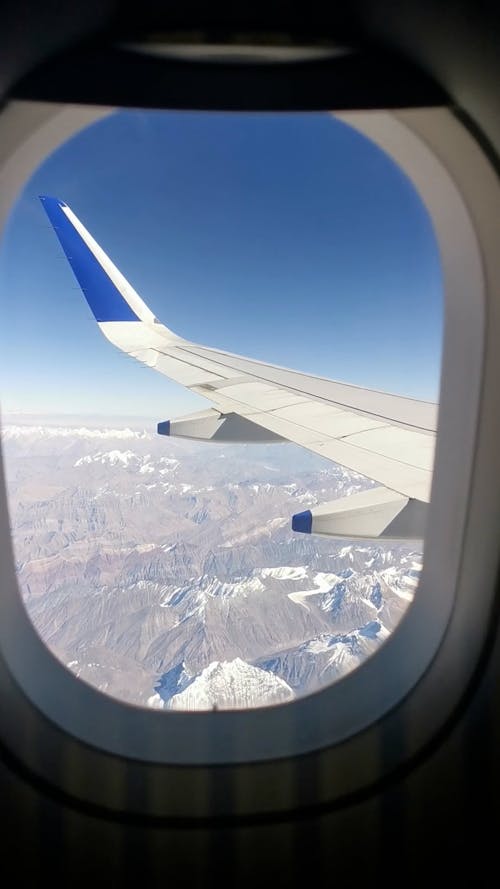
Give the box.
[39,195,141,323]
[39,194,67,209]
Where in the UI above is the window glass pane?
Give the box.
[0,110,442,710]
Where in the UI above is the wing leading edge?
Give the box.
[40,196,437,540]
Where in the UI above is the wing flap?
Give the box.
[313,439,431,500]
[182,343,438,433]
[341,426,435,472]
[206,380,309,412]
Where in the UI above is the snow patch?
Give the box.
[261,566,308,581]
[287,571,341,611]
[220,516,288,547]
[147,693,165,709]
[135,543,156,554]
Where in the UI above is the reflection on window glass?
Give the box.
[0,111,442,710]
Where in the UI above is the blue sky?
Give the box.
[0,110,443,420]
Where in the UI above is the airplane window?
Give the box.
[0,110,442,712]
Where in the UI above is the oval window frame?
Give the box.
[0,102,499,819]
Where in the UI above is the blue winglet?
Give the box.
[39,195,140,322]
[292,510,312,534]
[157,421,171,436]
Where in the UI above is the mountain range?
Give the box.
[2,420,421,710]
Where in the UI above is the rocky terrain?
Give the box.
[2,418,421,710]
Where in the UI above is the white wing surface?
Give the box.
[40,196,437,539]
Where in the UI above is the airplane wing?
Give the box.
[40,195,436,540]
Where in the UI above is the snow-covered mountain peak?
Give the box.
[74,449,143,468]
[168,657,295,711]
